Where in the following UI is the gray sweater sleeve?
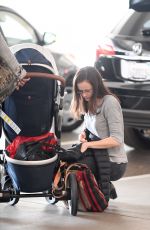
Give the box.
[103,96,124,144]
[0,33,26,79]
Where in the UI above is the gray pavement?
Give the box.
[0,174,150,230]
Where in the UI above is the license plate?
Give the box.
[121,60,150,81]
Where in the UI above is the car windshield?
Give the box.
[111,10,150,37]
[0,10,37,46]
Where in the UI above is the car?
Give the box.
[0,5,81,132]
[95,7,150,150]
[51,51,82,131]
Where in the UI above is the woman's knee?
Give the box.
[110,163,127,181]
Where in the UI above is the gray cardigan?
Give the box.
[84,95,128,163]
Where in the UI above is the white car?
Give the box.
[0,5,82,131]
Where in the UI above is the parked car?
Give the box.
[0,5,81,132]
[52,51,82,131]
[95,8,150,150]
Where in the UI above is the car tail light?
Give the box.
[96,43,115,60]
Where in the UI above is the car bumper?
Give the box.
[105,81,150,129]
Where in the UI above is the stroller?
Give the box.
[0,43,78,216]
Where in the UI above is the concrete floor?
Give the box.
[1,174,150,230]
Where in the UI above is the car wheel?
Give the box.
[124,127,150,150]
[62,87,83,132]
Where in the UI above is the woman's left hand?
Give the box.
[81,142,89,153]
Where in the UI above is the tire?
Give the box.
[124,127,150,150]
[67,173,78,216]
[2,176,19,205]
[62,87,83,132]
[45,191,58,205]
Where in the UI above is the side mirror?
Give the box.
[43,32,56,45]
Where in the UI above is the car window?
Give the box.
[0,10,38,46]
[112,11,150,37]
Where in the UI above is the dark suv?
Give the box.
[95,9,150,150]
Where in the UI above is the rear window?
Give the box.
[111,10,150,37]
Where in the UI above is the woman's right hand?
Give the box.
[79,131,87,143]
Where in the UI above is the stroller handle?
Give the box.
[26,72,65,87]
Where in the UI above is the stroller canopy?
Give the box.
[10,43,58,74]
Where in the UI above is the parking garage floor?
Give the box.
[0,174,150,230]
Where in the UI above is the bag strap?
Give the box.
[65,163,89,176]
[64,163,89,191]
[53,162,66,188]
[52,162,68,198]
[52,162,89,199]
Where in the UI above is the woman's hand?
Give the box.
[81,142,89,152]
[79,131,87,143]
[16,77,30,90]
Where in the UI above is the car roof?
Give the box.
[0,5,18,13]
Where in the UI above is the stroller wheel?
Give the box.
[44,190,58,205]
[2,176,19,205]
[45,196,58,205]
[67,173,78,216]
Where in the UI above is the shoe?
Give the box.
[110,182,117,199]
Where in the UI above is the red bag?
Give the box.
[76,167,108,212]
[6,132,57,158]
[66,163,108,212]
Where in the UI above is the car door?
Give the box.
[0,8,40,46]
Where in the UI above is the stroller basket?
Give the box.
[5,153,58,193]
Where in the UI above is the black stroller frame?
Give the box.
[0,44,78,216]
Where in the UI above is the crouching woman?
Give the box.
[70,66,128,201]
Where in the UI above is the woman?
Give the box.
[70,66,128,200]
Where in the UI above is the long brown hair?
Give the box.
[70,66,113,119]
